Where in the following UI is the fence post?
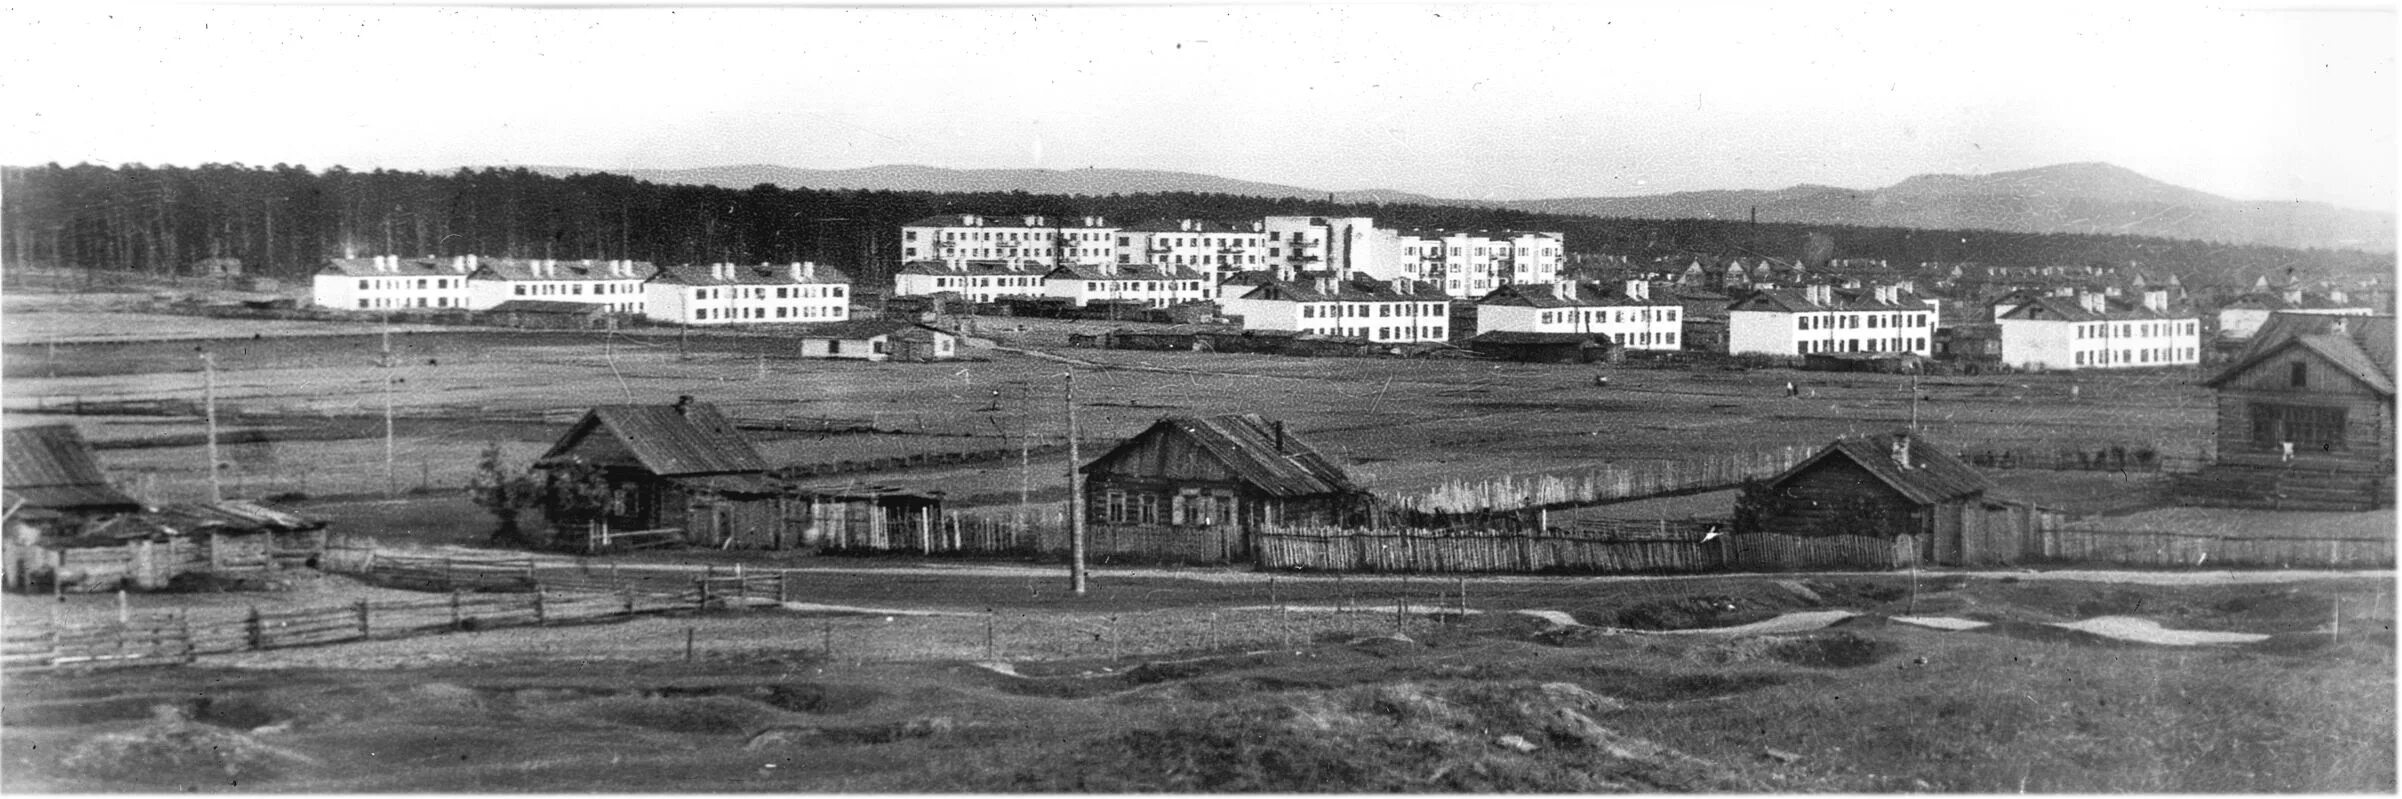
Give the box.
[985,608,996,662]
[245,606,264,650]
[355,599,371,639]
[622,585,635,615]
[733,563,746,610]
[685,626,695,662]
[449,590,463,631]
[533,586,547,625]
[695,578,710,612]
[525,557,537,588]
[442,556,454,592]
[778,570,791,604]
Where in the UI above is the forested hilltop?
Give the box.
[5,162,2389,290]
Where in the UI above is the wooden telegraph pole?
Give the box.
[201,351,222,504]
[1065,372,1088,596]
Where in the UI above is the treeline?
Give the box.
[3,162,2386,290]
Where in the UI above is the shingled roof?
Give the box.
[2205,313,2396,397]
[469,258,656,282]
[1765,431,1993,506]
[3,425,144,512]
[1083,414,1362,498]
[539,399,768,477]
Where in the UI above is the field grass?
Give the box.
[3,574,2388,793]
[4,295,2220,512]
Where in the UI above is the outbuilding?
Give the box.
[1731,431,2005,570]
[793,320,961,362]
[535,396,803,550]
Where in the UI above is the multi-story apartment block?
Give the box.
[898,214,1116,271]
[312,255,476,311]
[1044,263,1212,308]
[465,258,656,313]
[643,262,850,325]
[1114,219,1268,279]
[1392,229,1565,298]
[1475,280,1683,350]
[2216,288,2376,341]
[891,261,1050,303]
[1727,284,1940,357]
[1994,289,2201,370]
[1220,275,1451,343]
[1263,216,1382,277]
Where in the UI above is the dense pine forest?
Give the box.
[3,162,2388,291]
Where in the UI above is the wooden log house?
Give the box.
[2180,312,2395,510]
[1080,414,1374,563]
[1733,431,2039,569]
[535,396,806,549]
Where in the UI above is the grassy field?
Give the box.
[3,297,2217,515]
[2,572,2389,792]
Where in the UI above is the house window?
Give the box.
[2290,361,2308,388]
[1136,493,1158,524]
[2251,403,2345,450]
[1105,490,1127,523]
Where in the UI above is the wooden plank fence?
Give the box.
[1257,524,1728,574]
[2040,527,2394,568]
[1726,533,1922,572]
[1387,445,1814,515]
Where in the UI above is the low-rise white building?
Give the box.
[1727,284,1940,357]
[898,214,1117,271]
[1221,275,1451,343]
[1392,229,1566,298]
[465,257,655,313]
[1995,289,2201,370]
[793,320,960,361]
[891,260,1050,303]
[1474,280,1683,350]
[1115,219,1267,280]
[1043,263,1211,308]
[644,262,851,325]
[312,255,475,311]
[2215,290,2376,341]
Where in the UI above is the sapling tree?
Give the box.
[465,443,541,546]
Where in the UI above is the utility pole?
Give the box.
[1019,385,1032,539]
[1909,369,1921,431]
[383,313,397,499]
[201,351,222,504]
[1065,372,1088,596]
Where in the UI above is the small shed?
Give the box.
[156,500,330,569]
[1080,414,1373,563]
[486,300,614,330]
[794,320,961,362]
[535,396,804,550]
[794,483,947,553]
[1731,431,1997,570]
[1465,331,1616,363]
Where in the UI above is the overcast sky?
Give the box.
[5,2,2393,210]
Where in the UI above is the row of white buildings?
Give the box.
[311,255,851,326]
[895,214,1567,300]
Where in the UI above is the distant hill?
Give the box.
[518,163,1446,205]
[518,161,2390,251]
[1499,163,2394,252]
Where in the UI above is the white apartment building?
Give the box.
[898,214,1117,270]
[1263,216,1384,277]
[1221,275,1452,343]
[312,255,476,311]
[1393,229,1566,298]
[1114,219,1268,280]
[1043,263,1212,308]
[1995,289,2201,370]
[644,262,851,325]
[2216,289,2375,341]
[1727,284,1940,357]
[465,257,656,313]
[1475,280,1683,350]
[891,260,1051,303]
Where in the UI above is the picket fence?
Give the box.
[1387,445,1814,515]
[2040,527,2394,568]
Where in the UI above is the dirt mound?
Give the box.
[1766,631,1900,668]
[1017,680,1756,792]
[57,706,318,787]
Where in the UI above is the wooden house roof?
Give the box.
[1765,432,1993,506]
[2205,313,2395,397]
[1083,414,1362,498]
[539,400,768,477]
[2,425,143,513]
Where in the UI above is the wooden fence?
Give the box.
[2039,527,2394,568]
[1256,524,1727,574]
[1726,533,1922,572]
[1386,445,1815,515]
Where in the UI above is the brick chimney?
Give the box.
[1890,431,1913,468]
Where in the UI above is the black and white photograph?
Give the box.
[0,0,2393,792]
